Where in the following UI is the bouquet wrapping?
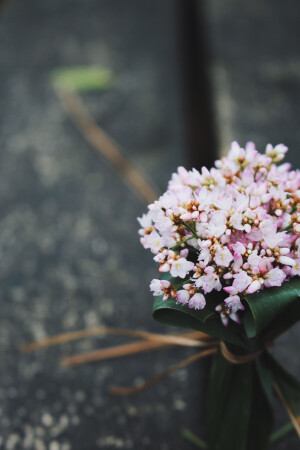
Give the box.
[138,142,300,450]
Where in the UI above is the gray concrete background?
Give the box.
[207,0,300,169]
[0,0,299,449]
[0,1,204,449]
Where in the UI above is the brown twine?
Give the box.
[220,341,264,365]
[21,327,215,353]
[274,383,300,439]
[22,326,300,439]
[109,347,217,396]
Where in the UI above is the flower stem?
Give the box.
[270,421,295,443]
[181,428,207,449]
[280,223,293,232]
[171,236,194,250]
[182,422,295,448]
[181,221,198,238]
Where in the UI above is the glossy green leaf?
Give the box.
[181,428,207,449]
[152,273,246,345]
[266,352,300,413]
[207,350,253,450]
[153,295,245,346]
[261,299,300,344]
[243,278,300,338]
[51,66,114,92]
[153,272,220,321]
[246,359,274,450]
[270,421,295,444]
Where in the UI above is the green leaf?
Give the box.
[181,428,207,449]
[243,278,300,338]
[50,66,114,92]
[266,352,300,414]
[154,272,219,322]
[246,359,274,450]
[270,421,295,444]
[261,299,300,343]
[153,273,246,345]
[152,295,245,346]
[207,350,253,450]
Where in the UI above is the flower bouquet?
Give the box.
[138,142,300,450]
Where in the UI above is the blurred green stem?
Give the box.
[181,428,207,449]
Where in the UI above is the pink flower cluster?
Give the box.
[138,143,300,326]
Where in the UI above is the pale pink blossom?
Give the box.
[258,258,273,274]
[198,246,211,266]
[195,272,222,294]
[138,213,153,230]
[150,279,170,297]
[248,251,262,267]
[233,242,246,255]
[232,271,252,292]
[246,280,262,294]
[230,212,244,231]
[177,290,190,304]
[214,247,233,267]
[140,141,300,325]
[224,295,245,313]
[264,268,286,287]
[170,258,194,279]
[290,259,300,276]
[278,256,295,267]
[142,231,165,254]
[189,293,206,310]
[266,143,288,163]
[232,253,243,271]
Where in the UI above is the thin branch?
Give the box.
[56,88,160,205]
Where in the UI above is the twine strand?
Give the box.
[22,326,300,440]
[220,341,264,365]
[110,348,217,396]
[274,383,300,439]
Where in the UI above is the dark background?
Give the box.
[0,1,299,449]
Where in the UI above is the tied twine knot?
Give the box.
[22,326,300,439]
[220,341,268,365]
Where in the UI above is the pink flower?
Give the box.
[154,213,174,233]
[206,212,227,238]
[214,247,233,267]
[138,213,153,229]
[230,212,244,231]
[264,268,286,287]
[177,290,190,304]
[232,253,243,271]
[258,257,273,274]
[278,256,295,267]
[195,272,222,294]
[246,280,262,294]
[150,279,170,297]
[189,293,206,310]
[232,242,246,255]
[248,251,262,267]
[198,246,211,266]
[291,259,300,276]
[232,271,252,292]
[170,258,194,279]
[224,295,245,313]
[266,143,288,163]
[241,167,254,186]
[140,140,300,326]
[142,231,165,254]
